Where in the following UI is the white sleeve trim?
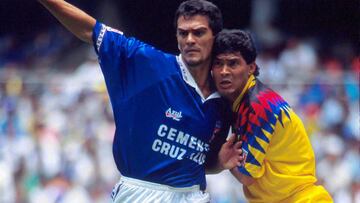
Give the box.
[96,24,124,53]
[96,24,107,53]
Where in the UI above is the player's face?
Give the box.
[176,15,214,68]
[212,52,256,102]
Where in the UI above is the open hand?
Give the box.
[218,133,243,170]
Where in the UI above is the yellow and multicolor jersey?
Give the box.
[233,75,332,203]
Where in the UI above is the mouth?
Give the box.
[184,48,200,54]
[218,80,232,89]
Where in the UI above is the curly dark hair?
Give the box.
[174,0,223,35]
[212,29,259,76]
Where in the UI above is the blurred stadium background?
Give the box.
[0,0,359,202]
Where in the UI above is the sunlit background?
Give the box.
[0,0,359,202]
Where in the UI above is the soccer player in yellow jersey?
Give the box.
[211,29,333,203]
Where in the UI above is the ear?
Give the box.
[248,62,256,75]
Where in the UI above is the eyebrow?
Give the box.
[215,56,241,60]
[177,27,208,32]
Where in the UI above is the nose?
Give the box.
[185,33,195,44]
[220,66,230,76]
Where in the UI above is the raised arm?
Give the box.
[38,0,96,44]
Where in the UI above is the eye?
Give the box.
[228,59,239,68]
[193,29,205,37]
[212,60,223,68]
[177,30,188,38]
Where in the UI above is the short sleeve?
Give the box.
[91,21,177,101]
[92,21,145,70]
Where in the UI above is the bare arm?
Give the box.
[38,0,96,44]
[230,167,255,186]
[206,134,243,174]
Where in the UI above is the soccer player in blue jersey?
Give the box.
[211,29,332,202]
[37,0,242,202]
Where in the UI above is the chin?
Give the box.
[217,89,233,99]
[185,59,202,67]
[217,89,230,96]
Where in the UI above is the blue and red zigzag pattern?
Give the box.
[235,83,291,176]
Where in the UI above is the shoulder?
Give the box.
[246,81,291,125]
[94,22,174,58]
[249,81,289,112]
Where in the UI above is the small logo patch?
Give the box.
[241,148,248,166]
[165,108,183,121]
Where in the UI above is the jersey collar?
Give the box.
[176,55,220,102]
[232,74,256,112]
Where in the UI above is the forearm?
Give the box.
[205,132,243,174]
[205,160,224,174]
[230,167,255,186]
[205,151,223,174]
[38,0,96,44]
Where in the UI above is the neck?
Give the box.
[227,95,237,104]
[188,60,213,98]
[231,75,256,112]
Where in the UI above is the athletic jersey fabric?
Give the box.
[92,21,226,190]
[232,75,332,202]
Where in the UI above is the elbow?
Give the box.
[78,30,94,44]
[241,176,255,186]
[230,168,256,186]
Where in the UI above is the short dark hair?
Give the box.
[174,0,223,35]
[213,29,259,76]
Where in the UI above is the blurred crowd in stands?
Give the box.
[0,24,358,203]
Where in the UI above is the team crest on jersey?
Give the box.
[241,148,248,166]
[208,120,222,143]
[213,120,222,134]
[165,108,183,121]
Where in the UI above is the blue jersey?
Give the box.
[92,22,226,190]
